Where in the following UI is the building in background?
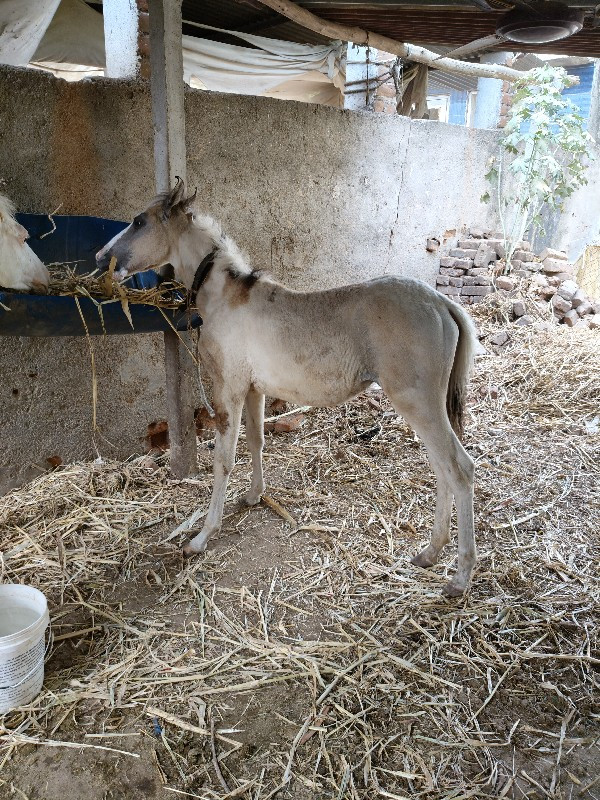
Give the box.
[344,45,599,136]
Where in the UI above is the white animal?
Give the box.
[0,192,50,293]
[97,179,478,596]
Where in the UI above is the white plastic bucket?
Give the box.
[0,584,50,714]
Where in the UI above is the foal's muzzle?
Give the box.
[96,245,130,280]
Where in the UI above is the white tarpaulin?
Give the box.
[182,24,345,107]
[0,0,61,66]
[1,0,344,106]
[30,0,105,81]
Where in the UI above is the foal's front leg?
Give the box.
[183,394,244,556]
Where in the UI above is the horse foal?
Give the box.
[97,180,477,596]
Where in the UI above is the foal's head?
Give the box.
[96,178,197,280]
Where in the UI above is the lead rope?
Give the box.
[189,247,219,419]
[195,330,215,418]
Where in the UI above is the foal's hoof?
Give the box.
[411,551,436,569]
[182,541,207,559]
[442,580,466,598]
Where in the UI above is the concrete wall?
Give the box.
[0,65,501,493]
[536,144,600,261]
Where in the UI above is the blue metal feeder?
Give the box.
[0,214,201,337]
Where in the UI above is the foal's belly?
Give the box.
[251,351,371,407]
[257,380,369,408]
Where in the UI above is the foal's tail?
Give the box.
[444,300,477,440]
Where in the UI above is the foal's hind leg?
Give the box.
[411,475,453,568]
[388,397,476,596]
[244,387,266,506]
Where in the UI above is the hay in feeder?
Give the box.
[48,262,188,311]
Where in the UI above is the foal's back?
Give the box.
[233,274,459,408]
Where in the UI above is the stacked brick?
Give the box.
[372,51,398,114]
[498,79,515,130]
[436,230,511,304]
[434,229,600,330]
[535,249,600,328]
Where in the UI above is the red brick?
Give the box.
[539,248,568,262]
[552,294,571,315]
[450,248,478,259]
[466,285,494,296]
[437,285,461,296]
[378,83,397,99]
[576,300,593,316]
[496,276,516,291]
[562,309,579,327]
[265,412,305,434]
[439,257,457,268]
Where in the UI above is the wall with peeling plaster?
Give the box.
[0,65,502,493]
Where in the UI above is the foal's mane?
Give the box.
[192,213,263,287]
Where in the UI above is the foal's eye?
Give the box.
[133,216,144,229]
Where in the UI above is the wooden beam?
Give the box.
[255,0,535,82]
[148,0,198,478]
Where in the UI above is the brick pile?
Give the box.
[434,228,600,330]
[372,59,397,114]
[435,230,512,305]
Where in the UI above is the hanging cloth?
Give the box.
[397,63,429,119]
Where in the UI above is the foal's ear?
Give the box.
[162,177,186,218]
[180,187,197,217]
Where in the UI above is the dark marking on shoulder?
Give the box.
[268,287,277,303]
[225,267,262,306]
[226,267,261,289]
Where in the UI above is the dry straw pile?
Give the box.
[0,296,598,799]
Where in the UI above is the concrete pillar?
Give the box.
[473,52,513,129]
[103,0,140,78]
[148,0,186,191]
[588,59,600,143]
[344,44,373,110]
[148,0,198,478]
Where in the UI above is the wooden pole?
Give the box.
[256,0,534,83]
[148,0,198,478]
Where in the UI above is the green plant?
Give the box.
[482,64,593,272]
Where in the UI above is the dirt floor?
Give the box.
[1,297,599,800]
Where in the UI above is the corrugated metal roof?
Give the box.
[181,0,600,58]
[428,72,478,93]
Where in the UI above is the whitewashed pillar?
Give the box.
[473,52,513,129]
[103,0,140,78]
[588,59,600,143]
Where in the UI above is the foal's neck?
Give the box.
[175,216,251,290]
